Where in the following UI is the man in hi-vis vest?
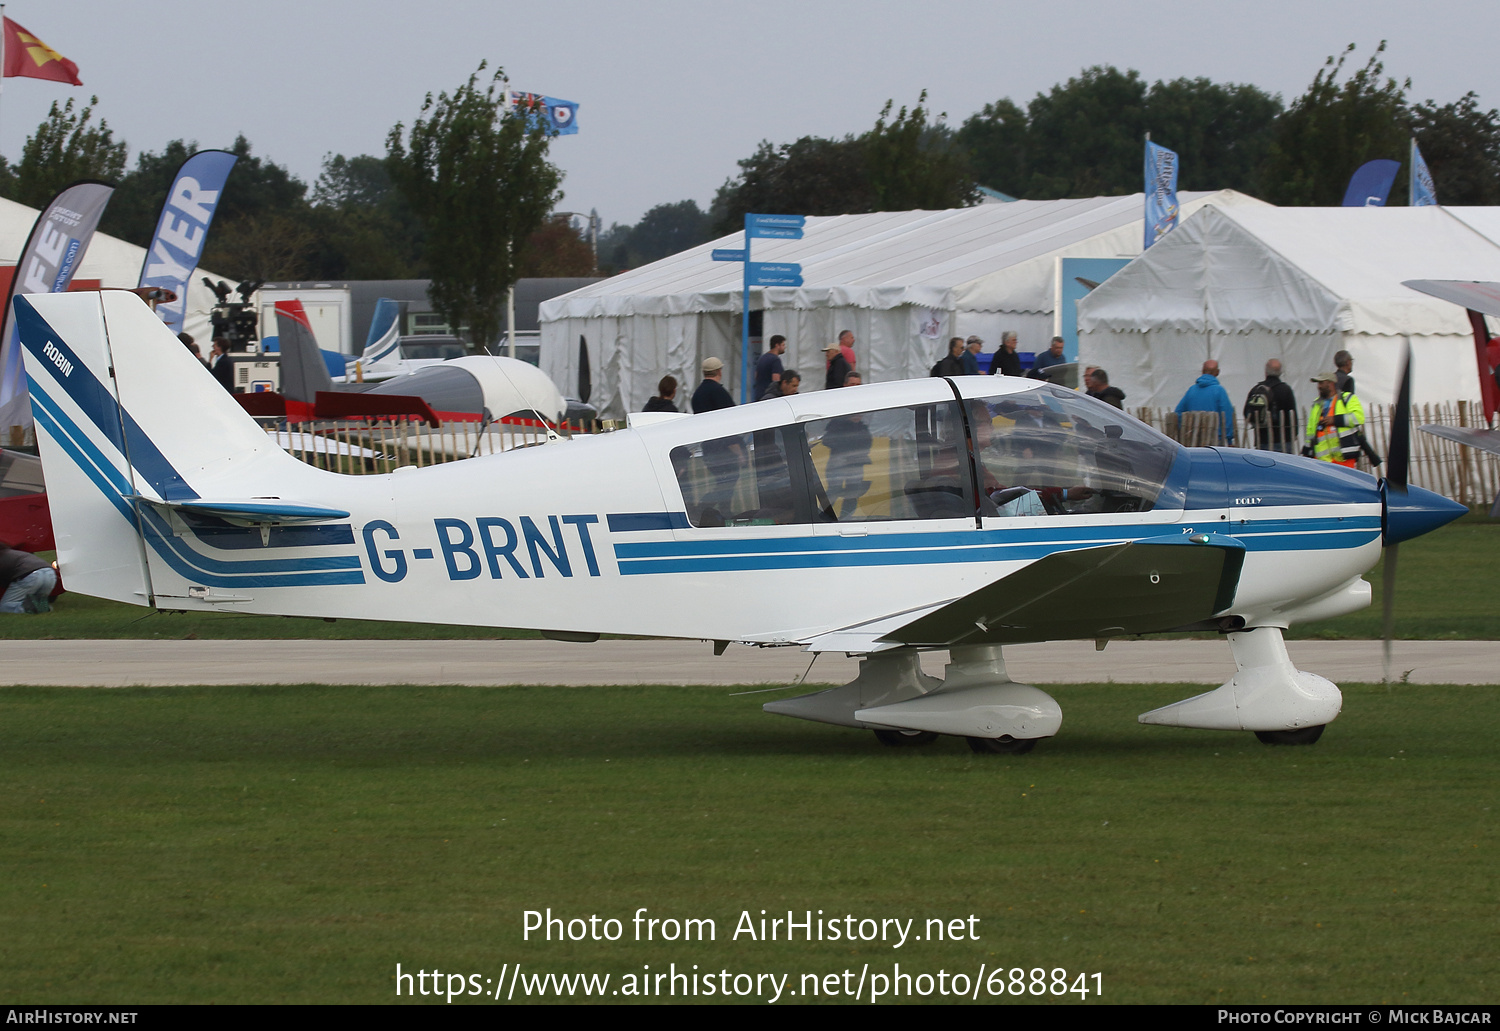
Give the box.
[1304,371,1372,468]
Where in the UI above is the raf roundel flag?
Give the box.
[546,98,578,135]
[510,91,579,136]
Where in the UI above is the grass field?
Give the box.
[2,514,1495,643]
[1,681,1494,1004]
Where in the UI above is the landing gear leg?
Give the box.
[1137,626,1341,740]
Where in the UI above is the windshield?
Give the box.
[966,386,1181,515]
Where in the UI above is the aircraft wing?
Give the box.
[1402,279,1500,318]
[854,533,1246,649]
[1418,424,1500,458]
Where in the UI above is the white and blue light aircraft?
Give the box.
[17,291,1465,753]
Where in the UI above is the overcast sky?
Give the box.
[2,1,1495,227]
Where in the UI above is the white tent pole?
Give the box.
[507,284,515,358]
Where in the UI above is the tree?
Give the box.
[1021,66,1149,198]
[1260,42,1411,206]
[711,135,871,232]
[863,92,975,211]
[711,93,976,232]
[307,152,425,280]
[1144,78,1282,193]
[624,200,712,265]
[1411,92,1500,205]
[386,63,563,347]
[97,139,194,246]
[517,214,596,277]
[955,97,1029,197]
[196,136,316,281]
[4,95,127,209]
[313,153,397,209]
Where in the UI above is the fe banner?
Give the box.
[1143,141,1179,249]
[137,150,238,335]
[0,180,114,427]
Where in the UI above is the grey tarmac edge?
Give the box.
[0,638,1496,688]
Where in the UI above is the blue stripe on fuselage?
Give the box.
[608,516,1381,574]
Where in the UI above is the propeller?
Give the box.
[1381,342,1412,682]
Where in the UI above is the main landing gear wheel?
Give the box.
[874,729,938,747]
[1254,725,1326,746]
[966,735,1037,755]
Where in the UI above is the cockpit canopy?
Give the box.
[669,384,1183,528]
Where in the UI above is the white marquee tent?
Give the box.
[1076,204,1500,410]
[540,191,1266,418]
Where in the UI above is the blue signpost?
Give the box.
[711,214,806,402]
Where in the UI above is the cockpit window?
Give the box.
[671,401,973,527]
[804,401,972,521]
[671,426,809,527]
[967,386,1179,515]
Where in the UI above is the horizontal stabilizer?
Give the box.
[881,533,1245,647]
[142,498,351,524]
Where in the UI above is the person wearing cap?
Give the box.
[960,336,983,376]
[823,342,851,391]
[692,356,735,413]
[1304,370,1369,468]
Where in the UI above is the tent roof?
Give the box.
[541,191,1264,321]
[1077,204,1500,337]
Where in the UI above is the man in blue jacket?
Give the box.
[1174,359,1236,444]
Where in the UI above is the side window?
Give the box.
[803,401,973,521]
[672,425,816,527]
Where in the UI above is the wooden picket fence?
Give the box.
[1137,401,1499,509]
[272,417,576,474]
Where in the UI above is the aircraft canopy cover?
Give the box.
[367,355,565,421]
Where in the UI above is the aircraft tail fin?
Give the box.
[361,298,403,365]
[18,291,353,608]
[274,299,334,401]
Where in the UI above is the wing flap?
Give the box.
[880,533,1246,648]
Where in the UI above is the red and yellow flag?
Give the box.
[3,17,81,85]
